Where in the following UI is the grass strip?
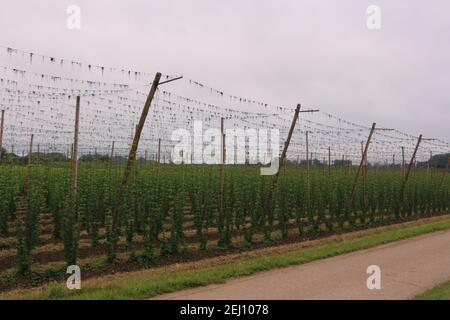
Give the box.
[4,217,450,300]
[415,280,450,300]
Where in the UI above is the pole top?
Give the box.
[158,73,182,85]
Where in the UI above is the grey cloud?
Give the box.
[0,0,449,140]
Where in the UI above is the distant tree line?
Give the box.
[417,153,450,169]
[1,147,449,168]
[0,148,130,165]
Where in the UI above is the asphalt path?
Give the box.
[153,229,450,300]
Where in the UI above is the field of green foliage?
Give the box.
[0,163,448,289]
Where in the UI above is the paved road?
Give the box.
[153,229,450,300]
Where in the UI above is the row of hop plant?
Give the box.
[0,164,448,273]
[0,166,23,236]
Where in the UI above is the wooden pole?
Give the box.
[24,134,34,194]
[361,141,367,178]
[71,96,81,201]
[349,123,376,207]
[429,151,433,175]
[306,131,310,192]
[111,72,162,232]
[263,104,301,229]
[219,117,225,227]
[0,110,4,164]
[28,134,34,166]
[400,135,422,202]
[157,138,161,165]
[223,133,226,164]
[361,141,366,207]
[401,146,405,179]
[328,146,331,176]
[109,141,115,175]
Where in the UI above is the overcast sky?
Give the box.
[1,0,449,142]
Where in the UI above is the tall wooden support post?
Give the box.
[349,123,376,207]
[429,151,433,175]
[63,96,81,265]
[361,141,368,179]
[157,138,161,166]
[263,104,301,231]
[23,134,34,194]
[328,146,331,176]
[109,141,115,175]
[361,141,366,206]
[219,117,225,226]
[71,96,81,202]
[427,151,431,175]
[365,147,369,177]
[28,134,34,165]
[111,72,162,232]
[0,110,4,164]
[306,131,310,192]
[400,135,422,202]
[401,146,405,179]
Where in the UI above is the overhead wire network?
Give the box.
[0,45,448,164]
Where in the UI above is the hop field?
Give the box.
[0,162,448,291]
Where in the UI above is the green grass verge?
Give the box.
[5,217,450,300]
[415,280,450,300]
